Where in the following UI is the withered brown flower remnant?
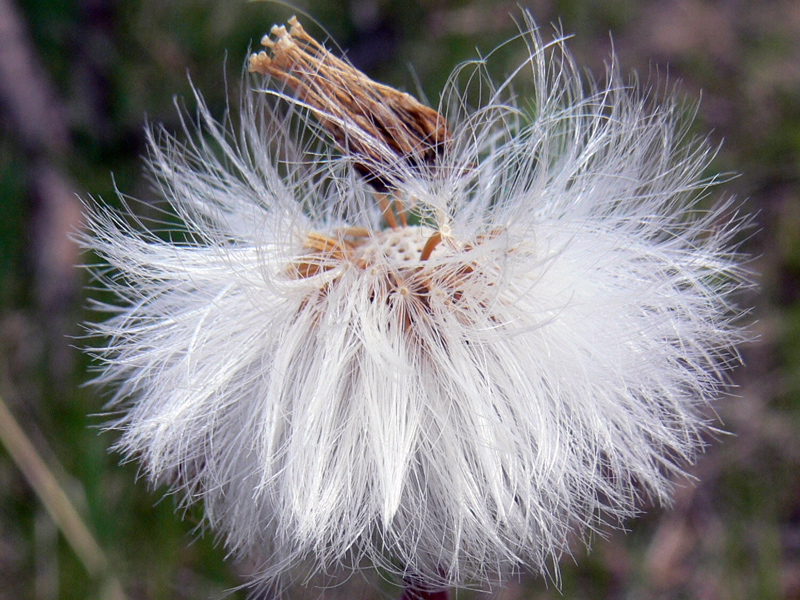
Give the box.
[249,17,451,190]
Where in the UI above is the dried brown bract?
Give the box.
[249,16,451,190]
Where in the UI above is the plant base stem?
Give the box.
[400,584,449,600]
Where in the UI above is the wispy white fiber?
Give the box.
[84,13,748,593]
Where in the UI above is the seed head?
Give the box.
[84,13,749,594]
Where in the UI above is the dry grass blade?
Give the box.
[0,392,127,599]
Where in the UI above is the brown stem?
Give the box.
[375,192,398,228]
[419,231,442,261]
[395,197,408,226]
[400,584,449,600]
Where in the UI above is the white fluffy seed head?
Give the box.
[83,12,749,594]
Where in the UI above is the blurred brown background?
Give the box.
[0,0,793,598]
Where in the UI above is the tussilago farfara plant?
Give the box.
[84,13,748,597]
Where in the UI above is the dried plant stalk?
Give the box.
[249,16,451,189]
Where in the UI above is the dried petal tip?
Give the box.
[248,16,451,189]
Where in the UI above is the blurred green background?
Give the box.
[0,0,794,598]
